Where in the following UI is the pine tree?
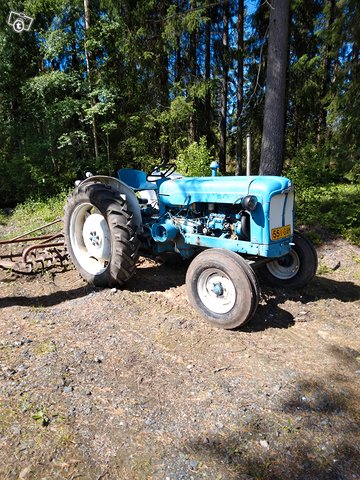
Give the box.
[260,0,290,176]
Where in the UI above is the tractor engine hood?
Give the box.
[158,176,292,207]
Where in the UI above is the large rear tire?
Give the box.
[186,249,260,329]
[64,183,140,287]
[258,232,317,289]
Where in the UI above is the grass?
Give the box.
[295,183,360,245]
[317,263,333,275]
[0,211,7,225]
[11,191,69,227]
[34,340,57,356]
[0,190,70,239]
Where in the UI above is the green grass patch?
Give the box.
[11,192,69,226]
[295,183,360,245]
[0,211,7,225]
[1,190,70,238]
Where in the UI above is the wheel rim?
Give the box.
[70,203,111,275]
[197,268,236,314]
[266,250,300,280]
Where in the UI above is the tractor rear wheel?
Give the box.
[64,183,140,287]
[186,249,260,329]
[258,231,317,289]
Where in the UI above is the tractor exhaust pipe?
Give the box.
[246,132,252,176]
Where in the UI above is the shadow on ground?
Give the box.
[0,285,95,309]
[126,261,187,292]
[1,262,359,322]
[128,262,360,302]
[265,275,360,303]
[185,372,360,479]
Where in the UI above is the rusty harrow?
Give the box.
[0,219,69,274]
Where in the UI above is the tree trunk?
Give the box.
[159,3,170,164]
[259,0,290,176]
[235,0,244,176]
[70,5,79,70]
[219,1,229,174]
[83,0,99,160]
[189,10,197,142]
[160,52,169,163]
[175,0,182,83]
[204,4,211,145]
[317,0,335,144]
[175,36,182,84]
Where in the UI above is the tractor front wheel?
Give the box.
[258,232,317,289]
[186,249,260,329]
[64,183,140,287]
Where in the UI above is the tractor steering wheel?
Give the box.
[146,163,177,182]
[162,163,177,178]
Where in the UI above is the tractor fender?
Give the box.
[78,175,143,233]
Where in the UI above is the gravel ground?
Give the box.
[0,238,359,480]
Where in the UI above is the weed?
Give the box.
[282,418,300,435]
[317,263,333,275]
[32,405,50,426]
[0,211,8,225]
[35,340,57,356]
[58,428,74,446]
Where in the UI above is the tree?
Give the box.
[219,0,229,173]
[1,0,359,208]
[204,1,212,146]
[83,0,99,159]
[317,0,336,144]
[235,0,244,175]
[259,0,290,176]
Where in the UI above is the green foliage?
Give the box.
[285,143,337,187]
[6,191,70,235]
[295,183,360,245]
[0,211,7,225]
[0,0,359,216]
[176,137,214,177]
[32,405,50,427]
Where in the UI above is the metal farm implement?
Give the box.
[0,219,69,273]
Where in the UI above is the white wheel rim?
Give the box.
[266,250,300,280]
[197,268,236,314]
[70,203,111,275]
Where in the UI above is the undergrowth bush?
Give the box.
[176,137,214,177]
[295,183,360,245]
[4,190,70,236]
[285,143,337,187]
[0,211,7,225]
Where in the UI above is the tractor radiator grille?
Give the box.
[269,192,294,234]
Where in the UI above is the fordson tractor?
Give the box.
[63,164,317,329]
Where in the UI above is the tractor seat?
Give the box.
[117,168,157,191]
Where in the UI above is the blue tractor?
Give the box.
[64,164,317,329]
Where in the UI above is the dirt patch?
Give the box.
[0,239,359,479]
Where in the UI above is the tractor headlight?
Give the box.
[241,195,258,211]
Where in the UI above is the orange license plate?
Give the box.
[271,225,291,241]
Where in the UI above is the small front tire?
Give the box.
[186,249,260,329]
[258,232,317,289]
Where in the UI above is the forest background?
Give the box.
[0,0,359,242]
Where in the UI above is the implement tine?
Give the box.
[0,218,68,274]
[0,218,63,243]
